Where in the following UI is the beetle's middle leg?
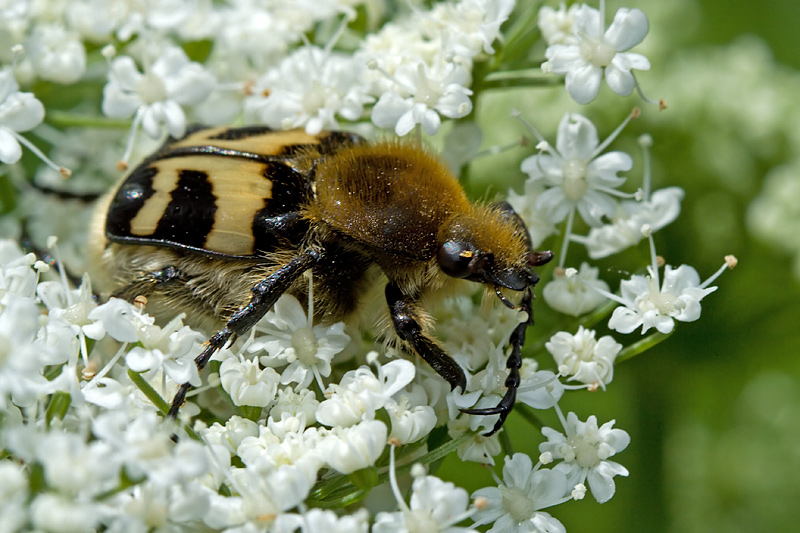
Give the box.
[168,247,323,418]
[385,282,467,392]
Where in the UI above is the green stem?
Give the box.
[483,67,546,81]
[616,331,672,364]
[309,472,352,501]
[494,1,546,68]
[127,369,201,441]
[46,111,131,129]
[45,391,71,427]
[578,299,618,330]
[514,404,545,430]
[307,433,472,508]
[480,75,563,91]
[499,426,514,457]
[95,467,146,501]
[312,488,368,509]
[128,369,171,413]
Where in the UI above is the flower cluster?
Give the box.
[539,0,651,104]
[0,1,733,532]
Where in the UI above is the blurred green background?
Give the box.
[439,0,800,531]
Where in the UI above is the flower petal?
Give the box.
[564,63,603,104]
[0,127,22,164]
[608,306,642,334]
[0,92,45,132]
[557,113,599,160]
[605,8,649,52]
[371,91,411,131]
[604,64,636,97]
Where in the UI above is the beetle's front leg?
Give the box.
[461,288,533,436]
[385,283,466,392]
[168,247,323,418]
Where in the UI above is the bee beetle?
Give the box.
[90,126,552,435]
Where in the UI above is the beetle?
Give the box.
[89,125,552,435]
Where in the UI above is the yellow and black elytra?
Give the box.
[90,125,553,435]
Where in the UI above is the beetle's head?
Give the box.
[437,202,553,307]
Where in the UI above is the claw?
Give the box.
[461,288,534,436]
[494,285,516,309]
[461,406,505,416]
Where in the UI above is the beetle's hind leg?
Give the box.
[168,247,323,419]
[461,288,533,436]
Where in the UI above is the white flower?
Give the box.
[441,323,493,376]
[543,262,609,316]
[236,416,325,485]
[521,113,632,227]
[166,482,212,523]
[539,412,630,503]
[82,376,132,410]
[516,361,564,409]
[0,68,45,164]
[219,356,280,408]
[506,180,559,249]
[541,3,650,104]
[92,411,209,487]
[86,297,142,343]
[371,61,472,136]
[211,2,299,72]
[447,416,501,465]
[30,126,131,194]
[244,46,371,134]
[429,0,515,57]
[538,3,580,45]
[115,0,196,41]
[374,474,478,533]
[37,274,105,341]
[0,297,50,409]
[546,326,621,389]
[583,187,685,259]
[200,489,246,531]
[748,161,800,278]
[319,419,387,474]
[269,386,320,424]
[472,453,567,533]
[358,25,438,95]
[31,493,98,533]
[66,0,128,41]
[21,194,100,275]
[102,46,215,139]
[229,465,314,526]
[385,397,437,445]
[0,461,27,533]
[34,431,117,497]
[284,508,369,533]
[202,415,260,455]
[26,23,87,84]
[608,264,717,334]
[125,314,204,387]
[316,358,415,427]
[249,294,350,390]
[0,240,40,305]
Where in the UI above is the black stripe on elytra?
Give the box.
[276,131,365,158]
[106,165,157,239]
[252,162,311,253]
[152,169,216,249]
[319,131,365,153]
[208,125,274,140]
[157,145,282,163]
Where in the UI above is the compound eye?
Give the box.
[437,240,473,278]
